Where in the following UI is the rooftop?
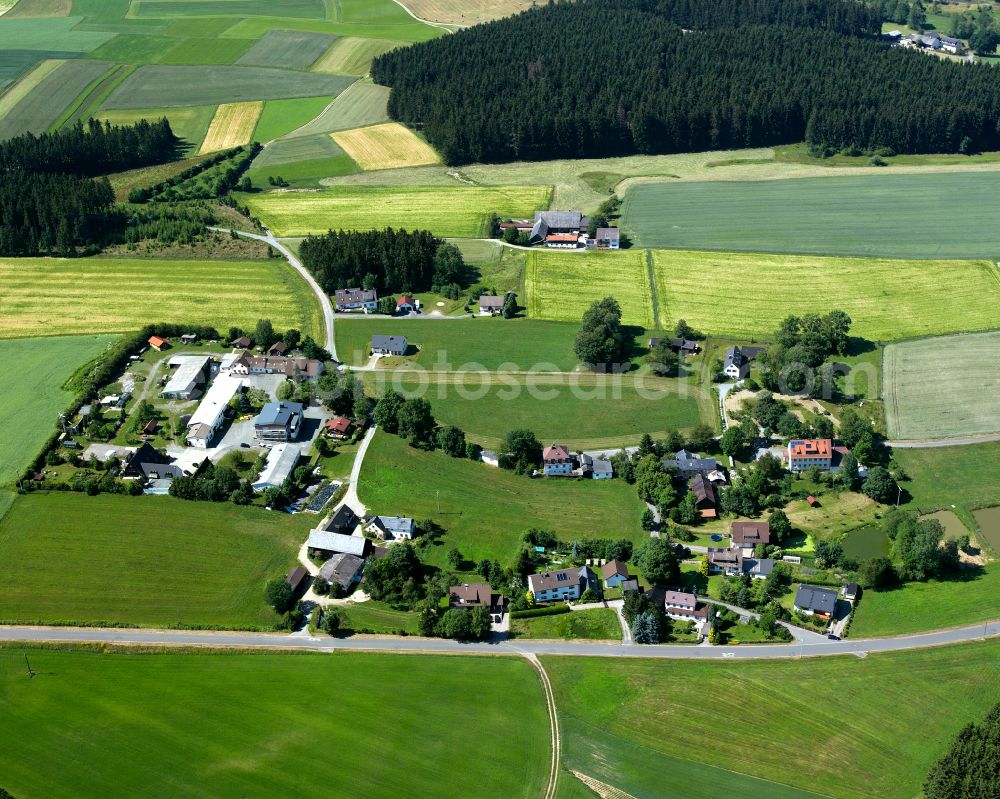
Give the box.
[255,401,303,428]
[789,439,833,459]
[306,528,367,556]
[794,584,838,614]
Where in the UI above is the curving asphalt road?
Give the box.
[1,619,995,660]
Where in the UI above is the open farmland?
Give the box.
[102,64,354,108]
[243,184,551,237]
[0,257,321,339]
[287,78,389,137]
[892,440,1000,513]
[3,0,73,17]
[95,104,215,150]
[251,95,331,141]
[545,641,1000,799]
[331,121,440,170]
[0,648,550,799]
[0,57,62,116]
[0,16,114,52]
[0,335,113,487]
[0,493,311,628]
[359,431,646,568]
[622,173,1000,258]
[397,0,535,25]
[247,133,357,185]
[650,250,1000,341]
[884,332,1000,439]
[311,35,401,75]
[156,36,253,65]
[525,250,654,328]
[198,100,262,153]
[0,58,110,139]
[235,28,335,69]
[130,0,327,18]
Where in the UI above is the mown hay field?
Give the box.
[198,100,262,153]
[251,95,332,141]
[398,0,534,24]
[884,331,1000,439]
[235,28,335,69]
[0,16,113,51]
[311,35,401,75]
[525,250,654,327]
[130,0,326,18]
[3,0,72,17]
[0,257,321,339]
[0,57,62,116]
[331,121,440,170]
[243,184,551,237]
[286,78,389,137]
[0,59,109,139]
[0,335,113,486]
[651,250,1000,341]
[622,172,1000,258]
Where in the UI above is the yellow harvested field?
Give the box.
[399,0,534,25]
[0,59,63,117]
[198,101,262,154]
[311,37,401,76]
[331,122,440,170]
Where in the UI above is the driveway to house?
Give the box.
[1,619,995,659]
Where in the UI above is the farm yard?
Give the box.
[331,122,440,170]
[883,332,1000,439]
[0,648,550,799]
[525,250,655,328]
[650,250,1000,341]
[242,184,551,237]
[546,641,1000,799]
[0,257,321,339]
[622,172,1000,258]
[358,431,646,569]
[198,100,261,153]
[0,494,311,628]
[0,335,113,487]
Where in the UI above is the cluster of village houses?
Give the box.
[886,28,965,54]
[500,210,621,249]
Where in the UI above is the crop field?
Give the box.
[399,0,535,25]
[0,57,62,115]
[0,257,321,339]
[525,250,654,328]
[198,100,262,153]
[622,173,1000,258]
[243,184,551,237]
[0,648,550,799]
[311,35,401,75]
[650,250,1000,341]
[379,374,709,449]
[0,493,313,627]
[4,0,72,16]
[331,121,441,170]
[157,35,253,65]
[0,16,114,51]
[94,104,215,149]
[102,64,354,108]
[287,78,389,137]
[0,335,113,487]
[0,49,68,88]
[252,95,332,141]
[235,28,335,69]
[131,0,327,18]
[0,57,109,138]
[85,32,176,62]
[247,133,357,185]
[359,431,646,568]
[545,641,1000,799]
[892,440,1000,513]
[883,332,1000,439]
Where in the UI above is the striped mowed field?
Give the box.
[0,257,320,339]
[0,58,62,117]
[311,36,402,75]
[331,121,440,170]
[198,101,263,153]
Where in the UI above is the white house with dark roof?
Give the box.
[334,288,378,312]
[528,566,593,602]
[364,515,416,541]
[371,335,408,356]
[793,584,838,618]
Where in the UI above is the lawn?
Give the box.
[893,440,1000,513]
[622,173,1000,258]
[544,640,1000,799]
[0,256,321,339]
[0,647,550,799]
[284,79,390,137]
[883,331,1000,439]
[251,95,332,141]
[510,608,621,640]
[242,184,551,238]
[0,58,110,139]
[311,35,402,75]
[335,317,581,370]
[850,565,1000,637]
[0,334,113,486]
[331,121,440,170]
[235,28,335,69]
[651,249,1000,342]
[375,374,709,449]
[337,599,420,634]
[198,100,262,154]
[0,493,313,628]
[358,431,647,568]
[525,250,655,328]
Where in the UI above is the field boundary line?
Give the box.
[645,249,661,330]
[50,62,120,132]
[524,653,560,799]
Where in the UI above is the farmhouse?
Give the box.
[318,553,365,593]
[589,457,613,479]
[285,565,309,595]
[732,521,771,555]
[254,401,303,443]
[542,443,574,476]
[478,295,505,316]
[228,351,324,379]
[120,442,182,482]
[161,355,212,400]
[650,338,700,355]
[307,528,370,558]
[449,582,504,612]
[268,341,288,357]
[326,504,359,534]
[690,474,717,518]
[591,227,620,249]
[794,584,838,619]
[707,546,743,576]
[723,345,763,380]
[600,560,629,588]
[371,335,407,356]
[528,210,583,247]
[396,295,416,314]
[185,375,245,448]
[364,515,416,540]
[335,287,378,313]
[326,416,352,439]
[662,449,720,477]
[528,566,593,602]
[251,443,301,492]
[788,439,833,471]
[148,335,170,351]
[231,335,252,348]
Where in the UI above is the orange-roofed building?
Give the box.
[787,439,833,472]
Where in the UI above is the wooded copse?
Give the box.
[372,0,1000,164]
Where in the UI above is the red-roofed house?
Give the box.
[788,439,833,471]
[396,295,416,314]
[326,416,352,439]
[543,443,573,476]
[148,335,170,351]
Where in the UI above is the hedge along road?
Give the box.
[1,619,996,659]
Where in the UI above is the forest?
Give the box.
[372,0,1000,163]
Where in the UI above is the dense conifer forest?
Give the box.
[372,0,1000,164]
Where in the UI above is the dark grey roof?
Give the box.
[534,210,582,229]
[595,227,619,240]
[254,401,303,428]
[747,557,775,577]
[319,553,365,590]
[335,287,377,304]
[326,505,358,531]
[794,584,838,614]
[371,335,407,352]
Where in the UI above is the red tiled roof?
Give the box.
[543,443,571,462]
[789,439,832,459]
[148,336,168,347]
[326,416,351,433]
[397,295,415,306]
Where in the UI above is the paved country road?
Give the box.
[1,619,995,659]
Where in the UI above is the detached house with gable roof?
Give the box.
[732,521,771,556]
[528,566,593,602]
[542,443,574,476]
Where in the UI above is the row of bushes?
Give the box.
[127,146,246,203]
[510,604,571,620]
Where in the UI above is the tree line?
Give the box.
[372,0,1000,164]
